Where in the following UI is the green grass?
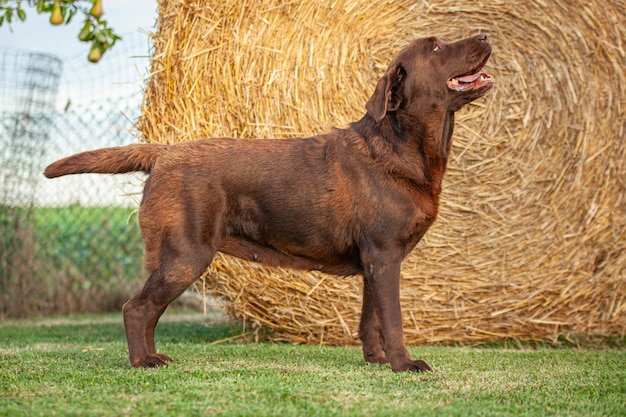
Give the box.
[31,205,143,284]
[1,312,624,416]
[1,205,144,317]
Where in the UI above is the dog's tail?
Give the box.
[44,144,169,178]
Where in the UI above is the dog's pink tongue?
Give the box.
[457,73,482,83]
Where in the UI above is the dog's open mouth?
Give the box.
[447,71,493,92]
[447,55,493,93]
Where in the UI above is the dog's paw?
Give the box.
[392,359,432,372]
[364,353,389,365]
[131,353,174,368]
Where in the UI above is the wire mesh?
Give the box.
[0,32,151,318]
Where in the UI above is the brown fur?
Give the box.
[45,35,493,372]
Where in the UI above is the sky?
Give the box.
[0,0,158,59]
[0,0,161,111]
[0,1,160,207]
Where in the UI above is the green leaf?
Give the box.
[41,2,53,13]
[16,8,25,21]
[94,30,107,43]
[65,8,76,25]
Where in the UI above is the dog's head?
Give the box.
[366,34,493,121]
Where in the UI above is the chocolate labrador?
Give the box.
[45,34,493,372]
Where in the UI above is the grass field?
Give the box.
[1,311,624,417]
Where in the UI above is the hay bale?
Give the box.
[139,0,626,344]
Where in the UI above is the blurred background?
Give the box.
[0,1,158,317]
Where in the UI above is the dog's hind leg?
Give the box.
[358,278,389,365]
[123,182,225,368]
[123,246,214,367]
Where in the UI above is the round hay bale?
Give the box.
[139,0,626,344]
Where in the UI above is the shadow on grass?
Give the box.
[471,334,626,350]
[0,313,245,347]
[3,312,624,353]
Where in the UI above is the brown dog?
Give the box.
[45,34,493,372]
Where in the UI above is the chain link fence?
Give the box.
[0,33,152,318]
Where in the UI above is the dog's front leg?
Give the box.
[358,278,388,365]
[361,253,431,372]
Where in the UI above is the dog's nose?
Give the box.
[477,34,489,42]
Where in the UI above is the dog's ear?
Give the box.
[365,64,406,122]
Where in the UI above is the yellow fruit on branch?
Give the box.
[78,20,93,41]
[49,2,63,25]
[87,44,102,63]
[90,0,103,19]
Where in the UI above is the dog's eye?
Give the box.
[433,44,442,52]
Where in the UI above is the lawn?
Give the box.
[0,311,624,417]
